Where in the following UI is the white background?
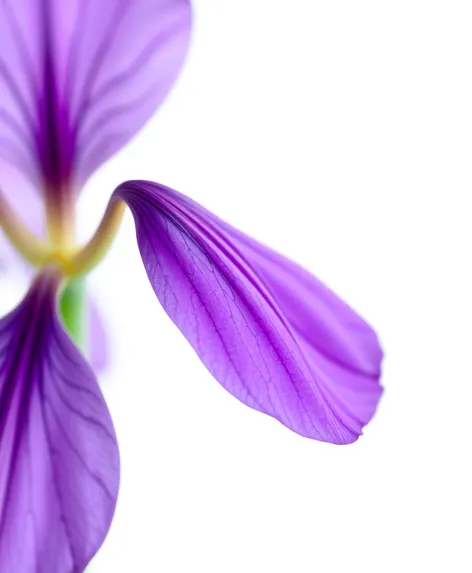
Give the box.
[3,1,472,572]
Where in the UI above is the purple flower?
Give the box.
[0,1,382,572]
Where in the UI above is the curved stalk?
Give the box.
[65,199,126,277]
[1,188,126,280]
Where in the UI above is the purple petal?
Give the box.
[0,270,119,571]
[116,181,383,445]
[0,0,191,196]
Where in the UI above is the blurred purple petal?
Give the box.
[0,270,119,571]
[0,0,191,196]
[88,297,110,372]
[0,166,44,271]
[116,181,383,444]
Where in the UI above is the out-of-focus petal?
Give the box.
[0,167,44,271]
[88,297,110,373]
[116,181,383,445]
[0,0,191,196]
[0,270,119,572]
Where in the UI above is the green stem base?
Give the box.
[59,277,87,351]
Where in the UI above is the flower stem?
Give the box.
[59,277,87,351]
[66,199,126,277]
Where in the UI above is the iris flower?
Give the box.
[0,1,383,571]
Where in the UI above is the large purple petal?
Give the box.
[0,0,191,196]
[116,181,383,445]
[0,270,119,572]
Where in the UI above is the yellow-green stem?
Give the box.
[65,199,126,277]
[0,188,126,279]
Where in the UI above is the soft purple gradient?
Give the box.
[117,181,383,444]
[0,0,191,198]
[0,270,119,572]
